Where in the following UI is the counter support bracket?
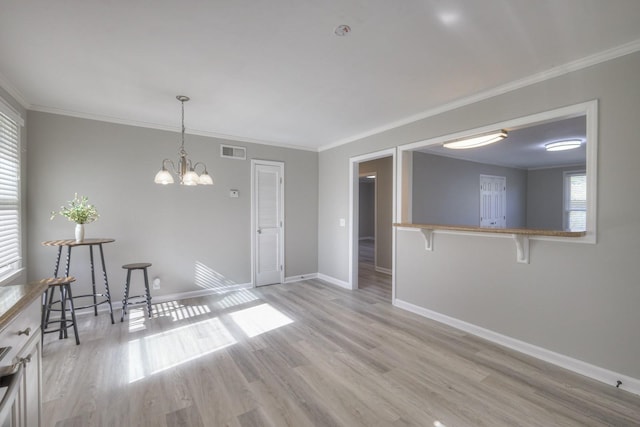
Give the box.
[420,229,434,251]
[513,234,530,264]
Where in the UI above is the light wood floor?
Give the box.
[42,253,640,426]
[358,239,392,302]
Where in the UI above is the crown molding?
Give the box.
[319,38,640,152]
[29,105,318,152]
[7,37,640,153]
[0,71,30,110]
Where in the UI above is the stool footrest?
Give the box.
[43,321,77,334]
[41,281,80,345]
[73,300,111,311]
[123,299,152,307]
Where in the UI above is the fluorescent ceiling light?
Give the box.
[545,139,582,151]
[443,130,507,150]
[366,175,375,179]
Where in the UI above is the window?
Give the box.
[0,104,21,281]
[564,171,587,232]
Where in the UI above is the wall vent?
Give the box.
[220,144,246,160]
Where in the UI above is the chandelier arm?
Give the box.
[192,161,208,173]
[162,158,178,175]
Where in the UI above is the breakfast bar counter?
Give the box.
[0,282,48,332]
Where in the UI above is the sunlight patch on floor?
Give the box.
[128,301,212,332]
[127,295,295,382]
[127,309,147,332]
[152,300,212,322]
[128,316,235,383]
[229,303,293,338]
[213,289,259,310]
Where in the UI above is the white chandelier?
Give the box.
[154,95,214,186]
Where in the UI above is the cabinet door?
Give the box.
[20,332,41,427]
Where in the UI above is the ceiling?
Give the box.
[418,115,587,169]
[1,1,640,151]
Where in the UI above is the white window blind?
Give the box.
[0,109,20,275]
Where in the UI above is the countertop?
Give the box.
[394,222,587,237]
[0,282,48,332]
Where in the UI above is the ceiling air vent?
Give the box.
[220,144,246,160]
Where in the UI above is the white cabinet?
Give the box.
[10,332,41,427]
[0,298,42,427]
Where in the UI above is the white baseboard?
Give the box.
[284,273,318,283]
[375,266,392,275]
[316,273,352,290]
[74,283,253,316]
[152,283,252,302]
[394,299,640,396]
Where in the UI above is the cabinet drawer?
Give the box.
[0,298,40,375]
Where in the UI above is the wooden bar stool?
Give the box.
[39,276,80,345]
[121,263,152,322]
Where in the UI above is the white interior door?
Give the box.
[480,174,506,228]
[253,161,284,286]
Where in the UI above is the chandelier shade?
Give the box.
[154,168,174,185]
[154,95,214,186]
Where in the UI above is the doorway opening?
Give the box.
[358,172,376,276]
[349,148,396,302]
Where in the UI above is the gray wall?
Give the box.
[411,152,587,231]
[26,112,318,300]
[359,157,393,271]
[0,87,27,286]
[527,166,585,230]
[319,51,640,379]
[412,152,527,228]
[358,182,375,239]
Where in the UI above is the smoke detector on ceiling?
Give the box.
[334,25,351,36]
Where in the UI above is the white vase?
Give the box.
[75,223,85,243]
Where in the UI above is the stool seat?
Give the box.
[122,263,152,270]
[40,276,80,346]
[121,262,153,322]
[35,276,76,287]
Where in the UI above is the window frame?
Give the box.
[563,170,587,232]
[397,99,598,244]
[0,96,24,285]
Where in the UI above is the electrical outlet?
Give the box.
[152,277,161,290]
